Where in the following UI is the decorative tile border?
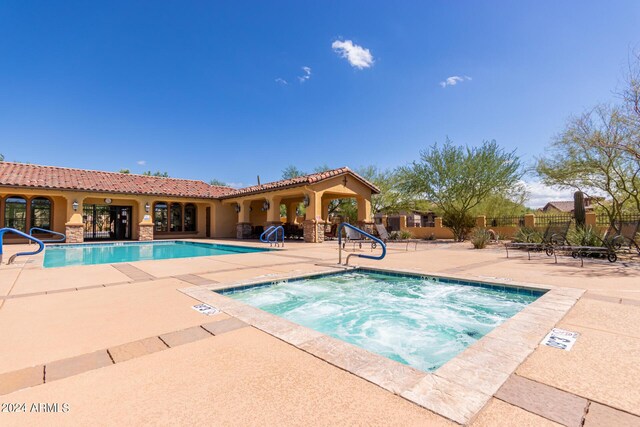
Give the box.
[180,266,584,425]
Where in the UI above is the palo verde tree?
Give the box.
[619,49,640,162]
[537,104,639,227]
[400,139,524,241]
[142,170,170,177]
[209,178,227,186]
[356,166,408,215]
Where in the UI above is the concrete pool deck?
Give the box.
[0,239,639,425]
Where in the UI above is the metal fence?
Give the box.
[487,216,525,227]
[596,213,640,226]
[534,214,574,227]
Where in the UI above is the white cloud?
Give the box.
[523,180,573,208]
[439,75,472,88]
[136,160,146,165]
[298,66,312,83]
[275,78,288,85]
[331,40,374,69]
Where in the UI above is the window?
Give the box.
[4,196,27,231]
[170,203,183,232]
[31,197,52,230]
[154,202,168,232]
[184,204,196,232]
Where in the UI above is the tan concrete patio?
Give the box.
[0,239,639,425]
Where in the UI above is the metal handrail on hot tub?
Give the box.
[337,223,386,265]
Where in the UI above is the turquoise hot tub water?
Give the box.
[43,241,268,268]
[226,270,542,372]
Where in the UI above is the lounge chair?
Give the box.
[615,220,640,254]
[548,226,619,266]
[505,220,571,260]
[343,225,367,250]
[374,223,418,251]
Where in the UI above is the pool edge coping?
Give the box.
[179,266,584,425]
[34,239,276,269]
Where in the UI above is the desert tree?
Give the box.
[142,170,170,177]
[400,139,524,241]
[537,104,639,226]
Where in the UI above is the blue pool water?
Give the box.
[227,270,541,372]
[43,241,268,268]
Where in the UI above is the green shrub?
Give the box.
[470,228,491,249]
[399,230,413,240]
[388,231,400,240]
[512,227,542,243]
[567,225,602,247]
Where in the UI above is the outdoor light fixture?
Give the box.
[262,201,270,211]
[72,200,79,211]
[303,194,310,207]
[145,202,150,213]
[234,203,241,213]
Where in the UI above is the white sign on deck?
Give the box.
[192,304,219,316]
[541,328,579,351]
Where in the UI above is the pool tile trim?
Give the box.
[180,266,584,425]
[40,240,273,269]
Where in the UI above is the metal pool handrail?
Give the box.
[0,228,45,264]
[29,227,66,243]
[260,225,284,247]
[338,223,386,265]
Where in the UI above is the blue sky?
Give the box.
[1,1,639,205]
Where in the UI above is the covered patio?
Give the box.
[219,168,379,243]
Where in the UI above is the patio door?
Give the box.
[83,205,132,240]
[113,207,131,240]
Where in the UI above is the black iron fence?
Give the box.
[487,216,525,227]
[534,214,574,227]
[596,213,640,226]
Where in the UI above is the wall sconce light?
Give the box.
[303,195,310,207]
[234,203,241,213]
[262,200,270,211]
[72,200,79,211]
[145,202,150,213]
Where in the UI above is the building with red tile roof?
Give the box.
[0,162,377,243]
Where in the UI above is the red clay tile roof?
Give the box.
[223,167,380,198]
[0,162,235,199]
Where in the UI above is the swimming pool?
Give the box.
[43,241,269,268]
[225,270,542,372]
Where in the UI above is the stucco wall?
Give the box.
[212,201,237,238]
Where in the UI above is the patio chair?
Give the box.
[505,220,571,260]
[548,226,619,266]
[374,223,418,251]
[343,225,366,249]
[324,223,338,240]
[616,220,640,254]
